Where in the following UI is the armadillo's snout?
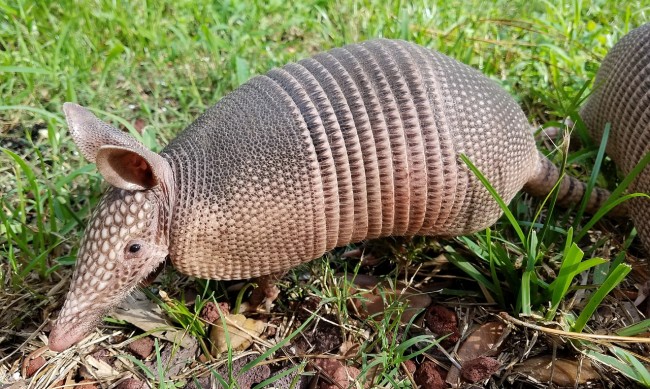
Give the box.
[48,290,106,351]
[48,328,73,352]
[49,320,87,352]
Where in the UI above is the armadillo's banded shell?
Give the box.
[161,39,538,280]
[581,23,650,253]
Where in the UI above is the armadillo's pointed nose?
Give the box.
[48,306,97,352]
[48,294,99,352]
[48,325,84,352]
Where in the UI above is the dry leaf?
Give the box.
[635,280,650,306]
[514,356,600,386]
[446,321,507,386]
[210,314,266,354]
[81,355,121,380]
[113,290,196,348]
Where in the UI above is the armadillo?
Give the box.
[48,38,610,351]
[580,23,650,254]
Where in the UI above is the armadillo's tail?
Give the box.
[523,151,627,217]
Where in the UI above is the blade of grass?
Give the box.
[573,124,609,227]
[572,263,631,332]
[445,246,499,295]
[576,149,650,241]
[486,228,506,308]
[460,154,527,248]
[583,347,650,386]
[252,362,307,389]
[616,319,650,337]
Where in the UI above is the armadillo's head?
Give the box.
[49,103,174,351]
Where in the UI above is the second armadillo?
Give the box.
[580,23,650,254]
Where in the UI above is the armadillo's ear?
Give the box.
[63,102,170,190]
[95,145,170,190]
[63,102,148,163]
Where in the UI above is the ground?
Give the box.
[1,1,649,388]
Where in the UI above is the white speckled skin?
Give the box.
[48,188,170,350]
[50,39,610,351]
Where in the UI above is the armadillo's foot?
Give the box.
[239,273,283,313]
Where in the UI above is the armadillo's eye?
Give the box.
[128,244,141,253]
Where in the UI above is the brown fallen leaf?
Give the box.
[635,280,650,318]
[339,340,360,357]
[80,354,121,381]
[459,321,507,358]
[210,314,266,354]
[446,321,507,387]
[514,356,601,386]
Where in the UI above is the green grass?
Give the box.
[2,0,650,387]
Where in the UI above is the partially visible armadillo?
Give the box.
[580,23,650,254]
[49,38,609,351]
